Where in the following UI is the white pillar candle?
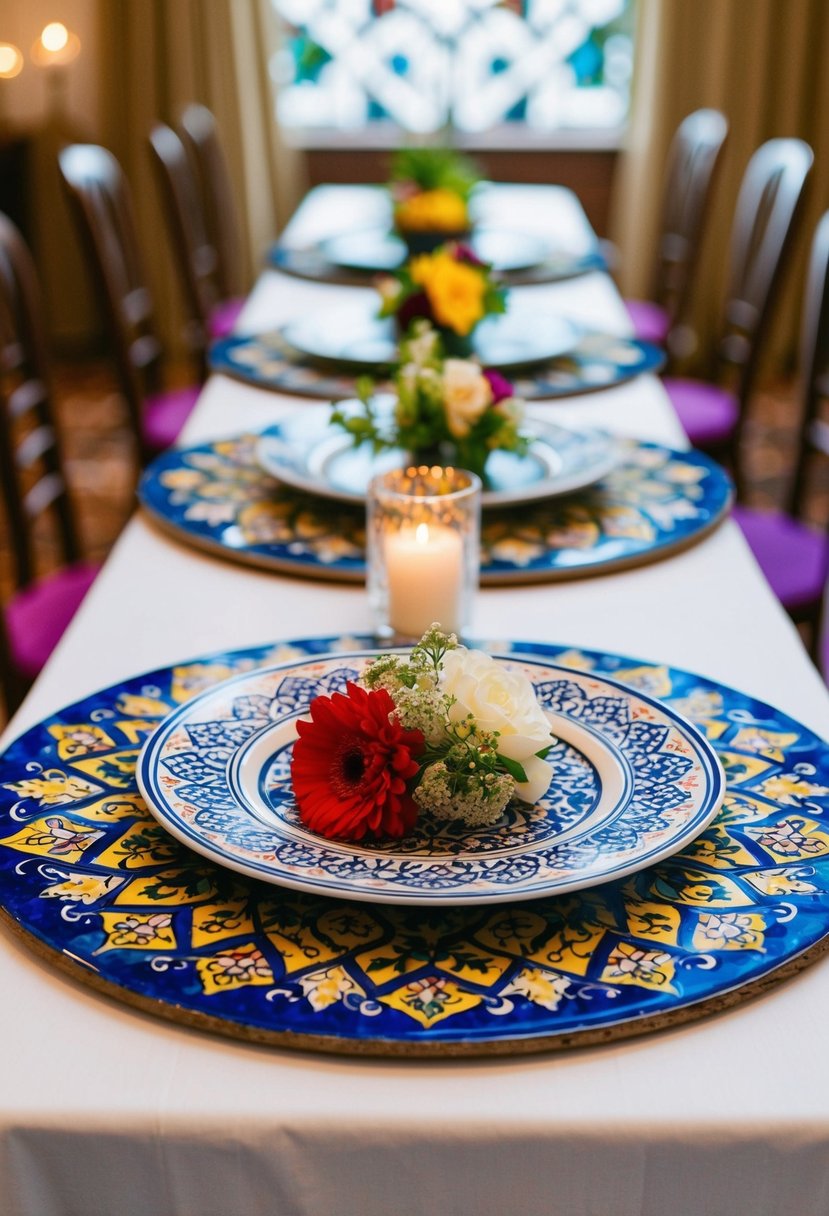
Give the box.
[385,521,464,637]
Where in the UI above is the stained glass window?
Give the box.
[271,0,634,137]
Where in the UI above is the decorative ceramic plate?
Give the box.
[138,436,732,584]
[209,328,664,401]
[2,635,829,1056]
[318,227,550,275]
[270,238,607,287]
[136,653,725,906]
[256,405,619,508]
[281,298,580,373]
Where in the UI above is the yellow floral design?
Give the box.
[601,941,677,993]
[196,944,274,995]
[97,912,176,952]
[692,911,766,952]
[502,968,572,1011]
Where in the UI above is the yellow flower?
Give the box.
[394,188,469,233]
[410,250,487,336]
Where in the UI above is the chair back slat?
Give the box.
[149,122,220,364]
[790,211,829,517]
[8,378,49,419]
[0,212,80,589]
[717,139,813,399]
[16,424,56,470]
[653,109,728,330]
[58,144,163,459]
[179,104,242,300]
[23,472,64,520]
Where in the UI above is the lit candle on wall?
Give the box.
[0,44,24,79]
[385,521,464,637]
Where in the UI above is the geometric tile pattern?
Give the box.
[138,437,731,585]
[0,636,827,1055]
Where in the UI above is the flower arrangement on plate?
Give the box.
[331,320,528,478]
[389,146,480,253]
[377,242,506,352]
[290,626,555,843]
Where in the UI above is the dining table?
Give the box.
[2,183,829,1216]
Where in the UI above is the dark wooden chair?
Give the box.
[148,122,244,377]
[0,212,99,715]
[57,143,200,466]
[179,104,245,308]
[664,137,813,498]
[626,108,728,361]
[734,209,829,655]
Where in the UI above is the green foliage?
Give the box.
[390,146,481,200]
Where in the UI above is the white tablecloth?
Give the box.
[2,186,829,1216]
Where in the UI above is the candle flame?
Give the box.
[415,523,430,545]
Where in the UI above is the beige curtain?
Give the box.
[97,0,306,351]
[611,0,829,372]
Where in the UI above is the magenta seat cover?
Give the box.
[663,377,739,447]
[734,506,829,613]
[143,385,200,453]
[208,297,246,339]
[5,562,100,679]
[625,299,670,345]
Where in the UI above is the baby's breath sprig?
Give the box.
[361,627,553,829]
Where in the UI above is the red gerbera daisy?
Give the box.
[290,682,424,842]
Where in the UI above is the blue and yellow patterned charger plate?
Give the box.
[136,653,725,906]
[138,436,731,585]
[209,328,664,401]
[1,635,828,1056]
[269,233,607,287]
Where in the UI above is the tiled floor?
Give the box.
[0,361,825,726]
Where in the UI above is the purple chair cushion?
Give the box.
[624,299,671,345]
[663,377,739,447]
[5,562,100,680]
[208,297,246,339]
[734,506,829,613]
[143,385,201,454]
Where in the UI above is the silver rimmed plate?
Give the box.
[256,403,619,508]
[136,652,726,907]
[280,297,579,372]
[319,227,551,275]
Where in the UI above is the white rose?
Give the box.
[441,648,554,803]
[442,359,493,438]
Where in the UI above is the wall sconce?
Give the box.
[0,42,24,79]
[31,22,81,68]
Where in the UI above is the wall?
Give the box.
[0,0,102,348]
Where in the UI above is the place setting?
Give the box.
[269,148,608,288]
[212,242,664,402]
[1,620,828,1056]
[144,320,731,583]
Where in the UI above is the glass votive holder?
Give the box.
[367,465,482,641]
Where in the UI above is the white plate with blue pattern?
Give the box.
[257,403,618,508]
[137,651,726,906]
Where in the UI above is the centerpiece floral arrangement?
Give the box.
[290,627,555,843]
[378,242,505,348]
[390,146,480,251]
[330,320,528,478]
